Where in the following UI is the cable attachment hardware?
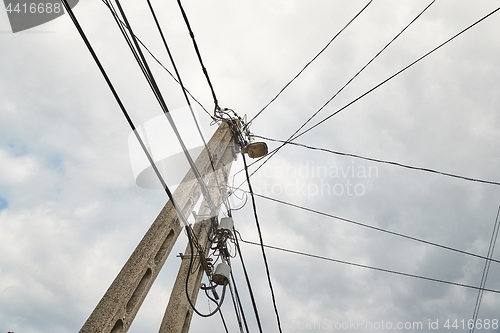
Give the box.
[215,107,268,158]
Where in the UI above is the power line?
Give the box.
[145,0,231,215]
[242,154,283,333]
[292,5,500,142]
[228,279,245,333]
[59,0,193,231]
[218,309,230,333]
[99,0,213,120]
[177,0,219,114]
[238,238,500,295]
[236,190,500,265]
[277,0,435,146]
[109,0,217,214]
[470,205,500,333]
[253,135,500,187]
[228,268,250,333]
[234,228,264,333]
[247,0,374,126]
[240,4,500,184]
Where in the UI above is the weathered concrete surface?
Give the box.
[79,121,235,333]
[159,149,234,333]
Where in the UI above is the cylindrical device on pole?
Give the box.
[218,217,234,235]
[213,262,230,285]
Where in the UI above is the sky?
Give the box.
[1,0,500,332]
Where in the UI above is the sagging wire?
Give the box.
[185,221,229,317]
[184,215,238,317]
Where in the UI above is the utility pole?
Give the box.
[79,120,236,333]
[159,152,233,333]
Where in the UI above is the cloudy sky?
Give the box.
[1,0,500,332]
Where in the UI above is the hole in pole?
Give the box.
[126,268,152,313]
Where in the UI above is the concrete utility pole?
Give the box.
[79,120,236,333]
[159,152,233,333]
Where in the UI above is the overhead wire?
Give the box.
[109,0,217,216]
[227,272,245,333]
[177,0,220,114]
[99,0,213,120]
[291,4,500,142]
[232,0,435,189]
[238,237,500,295]
[246,0,374,127]
[59,0,194,232]
[470,205,500,333]
[230,269,250,333]
[233,189,500,265]
[238,4,500,185]
[233,227,264,333]
[242,154,283,333]
[253,135,500,187]
[145,0,231,215]
[218,309,230,333]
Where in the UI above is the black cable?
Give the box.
[254,135,500,187]
[99,0,212,120]
[230,270,250,333]
[177,0,219,114]
[185,226,227,317]
[470,205,500,333]
[59,0,194,230]
[219,309,230,333]
[246,0,374,127]
[234,227,264,333]
[111,0,217,214]
[262,0,435,143]
[228,277,245,333]
[240,4,500,184]
[242,154,283,333]
[238,237,500,295]
[292,5,500,142]
[145,0,231,215]
[238,190,500,265]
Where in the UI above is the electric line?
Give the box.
[292,5,500,142]
[247,0,374,127]
[145,0,231,215]
[59,0,193,230]
[234,190,500,265]
[253,135,500,187]
[238,238,500,295]
[242,154,283,333]
[234,0,436,188]
[177,0,220,114]
[271,0,435,146]
[234,227,264,333]
[99,0,213,120]
[219,309,230,333]
[228,275,245,333]
[470,205,500,333]
[109,0,217,214]
[230,270,250,333]
[241,4,500,184]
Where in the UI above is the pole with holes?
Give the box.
[79,121,236,333]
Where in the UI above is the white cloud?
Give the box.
[2,1,500,332]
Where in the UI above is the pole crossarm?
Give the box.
[79,121,236,333]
